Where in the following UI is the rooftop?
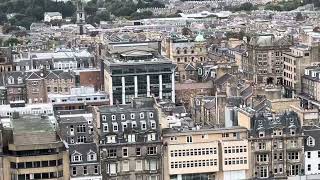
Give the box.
[11,114,55,134]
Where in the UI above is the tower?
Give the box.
[76,0,85,35]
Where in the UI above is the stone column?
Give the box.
[171,72,175,103]
[134,76,138,98]
[147,75,150,97]
[121,76,125,104]
[159,74,163,100]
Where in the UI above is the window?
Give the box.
[77,124,86,133]
[308,164,311,171]
[131,113,135,119]
[307,136,315,147]
[123,148,128,157]
[107,135,116,143]
[149,112,154,118]
[307,152,311,158]
[256,154,268,162]
[318,151,320,158]
[136,160,143,171]
[146,159,157,171]
[87,152,97,161]
[141,121,146,130]
[259,131,265,137]
[94,166,99,174]
[122,161,129,171]
[132,121,137,128]
[258,142,266,150]
[72,167,76,175]
[222,133,229,137]
[121,114,125,120]
[77,136,86,143]
[318,164,320,170]
[102,115,107,121]
[147,133,156,141]
[83,166,87,175]
[107,149,117,158]
[113,123,118,132]
[103,124,108,132]
[111,115,116,121]
[108,163,117,175]
[290,129,296,136]
[72,154,82,162]
[258,166,268,178]
[147,147,157,155]
[128,134,136,143]
[202,134,208,139]
[288,152,299,160]
[170,137,177,141]
[140,112,144,119]
[136,148,141,156]
[8,77,14,84]
[289,164,299,176]
[186,136,193,143]
[151,121,156,129]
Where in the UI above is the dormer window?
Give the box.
[72,152,83,162]
[17,77,22,84]
[102,115,107,121]
[87,151,97,161]
[259,131,265,138]
[111,115,116,121]
[121,114,125,120]
[8,76,14,84]
[307,136,315,147]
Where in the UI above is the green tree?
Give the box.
[4,38,20,47]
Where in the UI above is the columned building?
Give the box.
[103,42,176,105]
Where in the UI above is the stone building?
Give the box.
[301,66,320,109]
[103,42,175,105]
[25,71,48,104]
[304,126,320,179]
[247,111,304,179]
[162,34,208,82]
[283,44,314,98]
[93,97,162,180]
[246,34,293,85]
[162,126,250,180]
[1,114,70,180]
[58,115,101,180]
[45,70,75,95]
[0,71,27,103]
[0,47,14,73]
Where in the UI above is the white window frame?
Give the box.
[111,115,116,121]
[140,112,144,119]
[149,112,154,118]
[121,114,126,120]
[103,123,108,132]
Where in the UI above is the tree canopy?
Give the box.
[0,0,75,29]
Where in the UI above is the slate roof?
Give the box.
[304,126,320,151]
[251,111,302,137]
[69,142,99,164]
[214,73,233,86]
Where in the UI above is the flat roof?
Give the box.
[11,115,55,134]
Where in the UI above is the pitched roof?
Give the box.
[214,73,233,86]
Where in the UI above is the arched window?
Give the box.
[184,49,187,54]
[176,48,180,54]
